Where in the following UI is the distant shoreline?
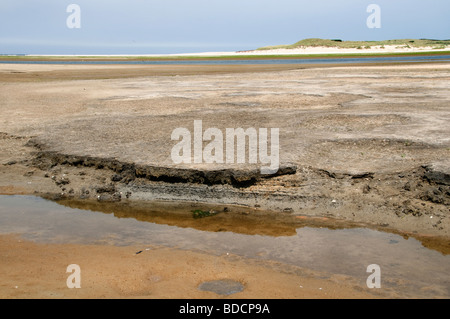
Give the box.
[3,38,449,61]
[1,48,450,62]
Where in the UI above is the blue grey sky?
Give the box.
[1,0,449,55]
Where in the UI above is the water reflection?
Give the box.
[0,195,449,298]
[54,198,370,237]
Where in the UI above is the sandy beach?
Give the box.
[235,45,450,56]
[20,44,450,58]
[0,57,449,299]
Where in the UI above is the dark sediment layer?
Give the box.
[29,147,297,188]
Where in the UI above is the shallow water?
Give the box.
[1,55,450,65]
[0,195,448,298]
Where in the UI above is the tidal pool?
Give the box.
[0,195,448,298]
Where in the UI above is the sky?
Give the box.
[0,0,449,55]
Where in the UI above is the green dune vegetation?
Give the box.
[257,38,450,50]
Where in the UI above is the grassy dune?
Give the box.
[258,38,450,50]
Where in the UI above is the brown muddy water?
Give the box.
[0,195,448,298]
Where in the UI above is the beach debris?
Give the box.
[96,192,121,202]
[55,176,70,186]
[192,209,218,219]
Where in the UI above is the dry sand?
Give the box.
[26,44,449,57]
[0,61,449,299]
[235,45,450,56]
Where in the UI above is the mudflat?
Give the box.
[0,62,449,298]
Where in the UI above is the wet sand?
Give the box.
[0,63,308,82]
[0,234,380,299]
[0,62,449,298]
